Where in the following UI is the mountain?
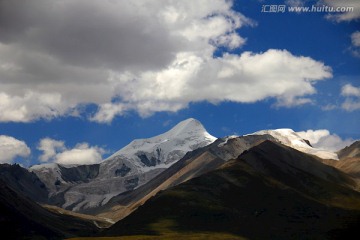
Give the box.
[91,134,277,220]
[0,178,99,239]
[30,118,216,212]
[338,140,360,159]
[93,130,343,222]
[1,119,359,239]
[105,140,360,239]
[105,118,217,166]
[335,141,360,180]
[249,128,339,159]
[0,163,49,203]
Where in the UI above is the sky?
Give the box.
[0,0,359,166]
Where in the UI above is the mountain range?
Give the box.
[1,118,359,239]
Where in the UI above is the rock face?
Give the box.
[30,118,217,212]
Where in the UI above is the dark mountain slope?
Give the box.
[239,140,358,205]
[0,179,99,240]
[0,163,49,203]
[105,141,360,239]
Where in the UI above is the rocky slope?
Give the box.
[335,141,360,180]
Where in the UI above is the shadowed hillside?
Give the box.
[0,179,99,239]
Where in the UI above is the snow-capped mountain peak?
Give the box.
[248,128,338,160]
[105,118,216,164]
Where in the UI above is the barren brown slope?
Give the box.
[335,141,360,180]
[104,141,360,240]
[338,141,360,159]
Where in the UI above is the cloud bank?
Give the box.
[0,0,332,123]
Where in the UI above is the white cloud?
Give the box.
[342,100,360,111]
[37,138,105,165]
[350,31,360,57]
[0,91,68,122]
[55,143,104,165]
[105,49,331,117]
[297,129,353,152]
[342,84,360,97]
[37,138,65,162]
[321,0,360,22]
[352,31,360,47]
[0,135,31,163]
[0,0,332,122]
[341,84,360,111]
[90,103,128,123]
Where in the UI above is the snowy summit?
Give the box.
[102,118,217,173]
[249,129,339,160]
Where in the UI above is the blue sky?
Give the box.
[0,0,359,166]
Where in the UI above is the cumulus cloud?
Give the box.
[341,84,360,111]
[37,138,65,162]
[321,0,360,22]
[0,91,68,122]
[55,143,104,165]
[297,129,354,152]
[0,0,332,123]
[342,83,360,97]
[0,135,31,163]
[37,138,105,165]
[90,103,128,123]
[101,49,331,119]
